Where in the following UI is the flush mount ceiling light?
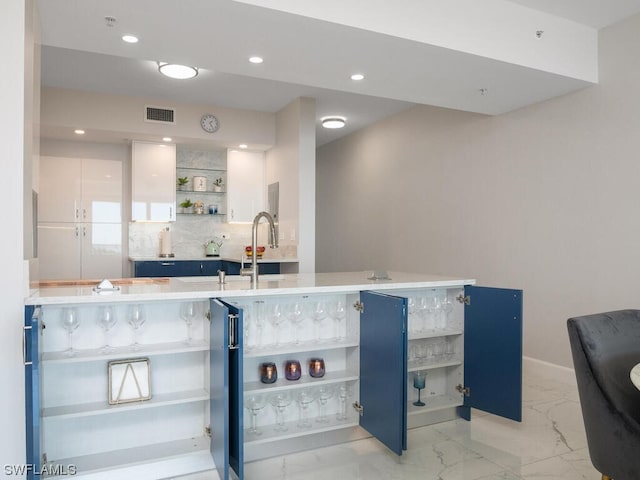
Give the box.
[158,63,198,79]
[350,73,365,81]
[321,116,346,129]
[239,144,248,149]
[248,56,264,64]
[74,129,85,135]
[162,137,172,142]
[122,34,139,43]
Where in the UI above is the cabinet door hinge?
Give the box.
[353,301,364,313]
[456,384,471,397]
[456,294,471,305]
[352,401,364,416]
[206,310,211,321]
[228,313,239,349]
[205,425,212,438]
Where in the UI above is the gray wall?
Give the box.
[316,13,640,368]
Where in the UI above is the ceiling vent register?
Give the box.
[145,106,175,124]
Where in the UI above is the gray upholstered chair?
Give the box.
[567,310,640,480]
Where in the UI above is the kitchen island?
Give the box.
[24,272,522,480]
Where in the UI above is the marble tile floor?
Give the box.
[185,367,599,480]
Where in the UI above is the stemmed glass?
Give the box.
[316,386,334,423]
[337,384,353,421]
[267,304,285,346]
[287,302,305,345]
[179,302,198,345]
[330,300,347,341]
[96,305,117,353]
[413,371,426,407]
[440,294,453,330]
[252,301,265,349]
[245,396,266,436]
[60,307,80,357]
[311,301,327,342]
[127,304,146,351]
[269,393,292,432]
[296,390,316,428]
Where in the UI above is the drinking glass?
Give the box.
[269,393,292,432]
[337,384,353,421]
[316,386,334,423]
[253,301,265,348]
[127,304,146,351]
[413,371,426,407]
[245,396,266,436]
[330,300,347,341]
[60,307,80,356]
[179,301,198,345]
[96,305,117,353]
[296,390,316,428]
[287,301,305,344]
[311,301,327,342]
[440,294,453,330]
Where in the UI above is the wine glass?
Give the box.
[413,372,426,407]
[253,301,265,348]
[269,393,292,432]
[337,384,353,421]
[316,386,334,423]
[267,304,285,346]
[60,307,80,356]
[296,390,316,428]
[287,301,305,344]
[127,304,146,351]
[179,302,198,345]
[245,396,266,436]
[311,301,327,342]
[96,305,117,353]
[330,300,347,341]
[440,294,453,330]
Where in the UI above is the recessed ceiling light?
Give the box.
[350,73,365,81]
[122,35,139,43]
[158,63,198,79]
[321,117,346,129]
[239,144,248,149]
[74,129,85,135]
[162,137,172,142]
[249,56,264,64]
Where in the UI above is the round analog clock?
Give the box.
[200,114,220,133]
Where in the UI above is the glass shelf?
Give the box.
[177,166,225,173]
[176,189,225,194]
[177,212,226,216]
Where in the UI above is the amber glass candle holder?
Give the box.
[259,362,278,384]
[284,360,301,381]
[308,357,325,378]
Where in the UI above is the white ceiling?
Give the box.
[37,0,640,147]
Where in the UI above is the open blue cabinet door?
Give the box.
[24,306,41,480]
[359,291,408,455]
[462,285,523,422]
[210,299,244,480]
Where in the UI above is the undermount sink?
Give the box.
[177,274,285,283]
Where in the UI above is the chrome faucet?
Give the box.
[240,211,279,287]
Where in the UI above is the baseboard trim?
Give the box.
[523,356,577,386]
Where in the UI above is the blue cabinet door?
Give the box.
[209,299,244,480]
[200,260,222,276]
[24,306,41,480]
[462,285,523,421]
[359,291,408,455]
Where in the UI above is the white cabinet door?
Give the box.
[81,159,123,223]
[81,223,123,278]
[39,156,82,222]
[37,223,81,280]
[227,150,264,223]
[132,141,176,222]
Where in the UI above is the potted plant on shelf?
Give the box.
[177,177,189,191]
[179,198,193,214]
[213,177,224,192]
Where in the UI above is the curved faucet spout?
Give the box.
[240,211,279,287]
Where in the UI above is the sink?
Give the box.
[177,274,285,283]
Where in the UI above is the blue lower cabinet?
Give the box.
[133,260,222,277]
[24,306,41,480]
[219,261,280,275]
[201,260,222,276]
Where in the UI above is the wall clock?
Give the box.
[200,114,220,133]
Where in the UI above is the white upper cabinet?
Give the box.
[132,141,176,222]
[81,158,123,223]
[227,150,265,223]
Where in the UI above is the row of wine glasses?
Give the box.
[244,384,354,436]
[408,339,457,366]
[243,299,348,350]
[58,302,199,356]
[407,293,454,333]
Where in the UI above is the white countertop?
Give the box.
[25,271,476,305]
[128,256,298,264]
